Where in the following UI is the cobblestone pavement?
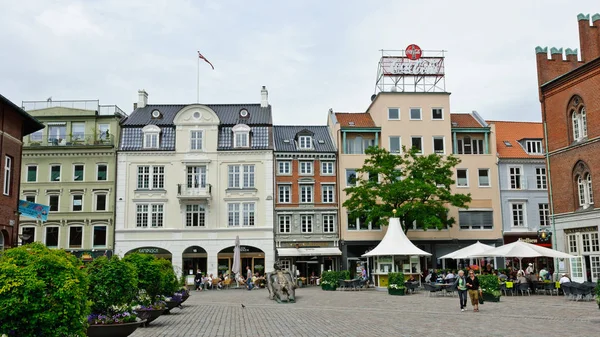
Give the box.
[131,287,600,337]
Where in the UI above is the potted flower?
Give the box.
[479,274,501,302]
[387,272,406,296]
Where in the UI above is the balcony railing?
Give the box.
[24,134,114,147]
[177,184,212,199]
[21,100,127,116]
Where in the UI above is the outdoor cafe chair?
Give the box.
[561,282,572,300]
[423,283,440,297]
[517,283,531,296]
[444,283,457,297]
[337,279,346,291]
[543,282,555,296]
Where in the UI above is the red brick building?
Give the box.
[0,94,44,251]
[536,13,600,282]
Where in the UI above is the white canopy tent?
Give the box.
[438,241,495,260]
[470,239,576,270]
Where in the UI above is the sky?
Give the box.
[1,0,598,125]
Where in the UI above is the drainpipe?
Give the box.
[542,98,558,281]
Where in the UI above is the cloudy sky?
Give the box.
[1,0,598,125]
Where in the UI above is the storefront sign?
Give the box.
[281,242,333,248]
[504,234,552,248]
[381,57,444,76]
[564,226,598,234]
[131,247,172,255]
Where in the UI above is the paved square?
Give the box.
[131,287,600,337]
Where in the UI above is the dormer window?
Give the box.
[232,124,251,148]
[151,109,162,119]
[298,135,312,149]
[142,125,161,149]
[525,140,543,154]
[239,108,249,118]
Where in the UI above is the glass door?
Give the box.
[590,255,600,282]
[569,256,585,283]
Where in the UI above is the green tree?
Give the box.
[123,253,162,301]
[343,146,471,232]
[87,256,138,314]
[156,258,180,296]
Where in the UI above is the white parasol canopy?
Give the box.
[438,241,495,260]
[231,236,241,276]
[470,239,576,270]
[362,218,431,257]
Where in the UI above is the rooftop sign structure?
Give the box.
[375,45,446,93]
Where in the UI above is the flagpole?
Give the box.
[197,53,200,103]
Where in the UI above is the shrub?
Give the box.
[156,258,180,296]
[123,253,162,302]
[340,270,351,280]
[87,256,138,315]
[320,271,339,286]
[0,243,89,336]
[387,272,406,289]
[479,274,501,297]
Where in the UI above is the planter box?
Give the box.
[135,309,164,327]
[482,293,501,302]
[388,288,406,296]
[87,320,145,337]
[321,284,337,291]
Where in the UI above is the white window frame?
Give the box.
[228,164,255,188]
[410,136,423,154]
[298,135,312,149]
[185,204,206,227]
[135,203,164,227]
[346,169,357,187]
[478,168,490,187]
[186,166,207,189]
[389,136,401,154]
[278,185,291,203]
[409,107,422,120]
[321,161,334,175]
[20,226,35,244]
[94,193,108,212]
[300,184,313,203]
[67,225,84,249]
[433,136,445,154]
[3,155,11,195]
[24,194,36,203]
[72,194,83,212]
[388,107,400,120]
[233,124,251,148]
[300,214,313,233]
[535,167,547,190]
[572,107,587,141]
[73,164,84,182]
[347,213,381,231]
[323,214,335,233]
[26,165,38,182]
[190,130,204,151]
[92,225,108,248]
[50,164,61,182]
[321,184,335,203]
[96,163,108,181]
[510,202,526,227]
[456,169,468,187]
[431,107,444,120]
[508,166,523,190]
[44,226,60,248]
[136,165,165,190]
[277,161,291,175]
[538,203,550,227]
[227,202,255,227]
[143,133,159,149]
[525,140,543,154]
[299,161,313,175]
[279,215,291,233]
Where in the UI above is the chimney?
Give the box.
[133,103,138,110]
[260,86,268,108]
[138,90,148,109]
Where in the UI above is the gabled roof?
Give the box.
[0,94,44,135]
[487,120,544,159]
[273,126,336,152]
[334,113,376,128]
[450,113,486,128]
[122,104,272,126]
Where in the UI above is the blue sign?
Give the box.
[18,199,50,222]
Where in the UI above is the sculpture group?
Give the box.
[266,262,296,303]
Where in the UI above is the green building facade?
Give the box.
[18,100,125,258]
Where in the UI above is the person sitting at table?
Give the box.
[445,270,456,283]
[497,270,507,280]
[515,271,528,284]
[539,266,549,281]
[559,273,571,284]
[425,271,433,283]
[407,275,416,283]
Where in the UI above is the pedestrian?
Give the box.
[454,270,468,312]
[466,270,481,312]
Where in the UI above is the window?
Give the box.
[572,107,587,142]
[30,129,42,142]
[321,161,334,175]
[526,140,543,154]
[539,203,550,227]
[456,137,484,155]
[95,194,107,211]
[97,164,107,181]
[278,185,291,203]
[456,169,468,187]
[49,195,59,212]
[136,204,163,227]
[299,161,313,175]
[228,165,255,188]
[71,122,85,141]
[410,107,422,120]
[45,227,59,248]
[323,214,335,233]
[3,156,11,195]
[578,173,594,208]
[347,212,380,230]
[411,137,423,154]
[388,108,400,120]
[433,137,445,154]
[27,165,37,182]
[279,215,291,233]
[144,133,159,149]
[277,161,291,175]
[510,203,525,227]
[298,135,312,149]
[187,166,206,188]
[536,167,547,189]
[72,194,83,211]
[98,124,110,140]
[69,226,83,248]
[50,165,61,181]
[21,227,35,244]
[228,202,255,226]
[322,184,335,203]
[235,132,249,147]
[73,164,84,181]
[509,166,522,189]
[458,211,493,229]
[478,169,490,187]
[190,130,203,150]
[389,136,401,154]
[432,108,443,120]
[279,260,291,271]
[48,124,66,143]
[346,169,357,186]
[25,195,36,203]
[300,215,313,233]
[568,234,578,254]
[300,185,313,203]
[587,173,594,205]
[345,136,374,154]
[368,171,378,183]
[185,204,206,227]
[136,165,164,190]
[93,226,107,247]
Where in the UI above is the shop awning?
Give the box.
[277,247,342,257]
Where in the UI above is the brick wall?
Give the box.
[275,158,337,208]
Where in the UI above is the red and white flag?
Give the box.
[198,51,214,70]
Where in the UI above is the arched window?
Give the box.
[573,160,594,209]
[586,173,594,204]
[581,107,587,138]
[572,111,580,140]
[568,96,587,142]
[577,175,586,206]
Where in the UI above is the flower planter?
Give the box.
[482,293,501,302]
[181,293,190,303]
[388,288,406,296]
[321,284,337,291]
[87,320,146,337]
[135,309,164,327]
[163,300,181,314]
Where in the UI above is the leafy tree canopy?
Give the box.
[343,146,471,232]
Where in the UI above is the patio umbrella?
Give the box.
[231,236,241,279]
[439,241,495,260]
[470,239,576,270]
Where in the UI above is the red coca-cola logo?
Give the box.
[405,44,422,60]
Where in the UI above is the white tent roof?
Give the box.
[362,218,431,257]
[438,241,495,259]
[470,239,575,259]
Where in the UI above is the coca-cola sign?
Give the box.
[381,57,445,76]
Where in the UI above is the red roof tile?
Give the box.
[450,113,484,128]
[335,113,376,128]
[487,121,544,159]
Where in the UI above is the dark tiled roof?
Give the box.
[120,127,175,151]
[218,126,272,150]
[450,113,485,128]
[122,104,272,126]
[273,126,336,152]
[334,113,376,128]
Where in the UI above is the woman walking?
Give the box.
[466,270,480,312]
[454,270,468,312]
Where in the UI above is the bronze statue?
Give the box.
[266,261,296,303]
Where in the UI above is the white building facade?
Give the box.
[115,89,274,277]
